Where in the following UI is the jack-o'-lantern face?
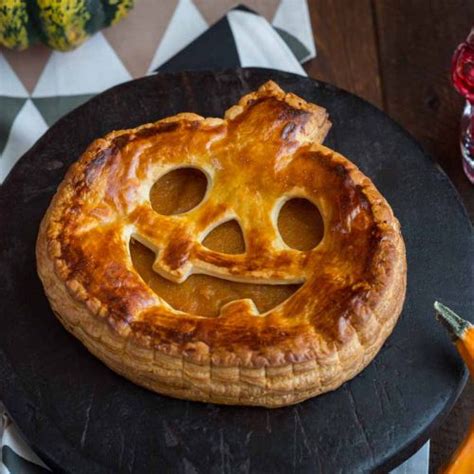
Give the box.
[106,83,333,321]
[49,81,396,353]
[130,170,324,317]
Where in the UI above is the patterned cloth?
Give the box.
[0,1,429,472]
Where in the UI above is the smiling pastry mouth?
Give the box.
[130,239,302,317]
[130,168,324,317]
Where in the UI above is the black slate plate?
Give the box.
[0,69,473,474]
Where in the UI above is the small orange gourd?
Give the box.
[435,301,474,474]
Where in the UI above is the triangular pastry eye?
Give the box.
[278,198,324,250]
[202,219,245,254]
[150,167,207,215]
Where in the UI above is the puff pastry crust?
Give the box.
[37,81,406,407]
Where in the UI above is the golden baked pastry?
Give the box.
[37,81,406,407]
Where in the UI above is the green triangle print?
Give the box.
[0,96,27,155]
[32,95,95,127]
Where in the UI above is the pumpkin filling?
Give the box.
[131,169,324,317]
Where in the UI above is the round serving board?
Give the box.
[0,69,473,473]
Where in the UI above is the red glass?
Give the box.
[452,28,474,101]
[452,27,474,183]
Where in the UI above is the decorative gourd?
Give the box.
[435,301,474,474]
[0,0,134,51]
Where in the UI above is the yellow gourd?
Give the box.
[0,0,134,51]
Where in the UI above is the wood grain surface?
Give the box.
[305,1,474,470]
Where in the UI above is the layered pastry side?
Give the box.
[36,81,406,407]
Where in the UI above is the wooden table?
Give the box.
[304,1,473,469]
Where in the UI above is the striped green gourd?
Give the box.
[0,0,134,51]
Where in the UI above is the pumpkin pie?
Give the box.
[36,81,406,407]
